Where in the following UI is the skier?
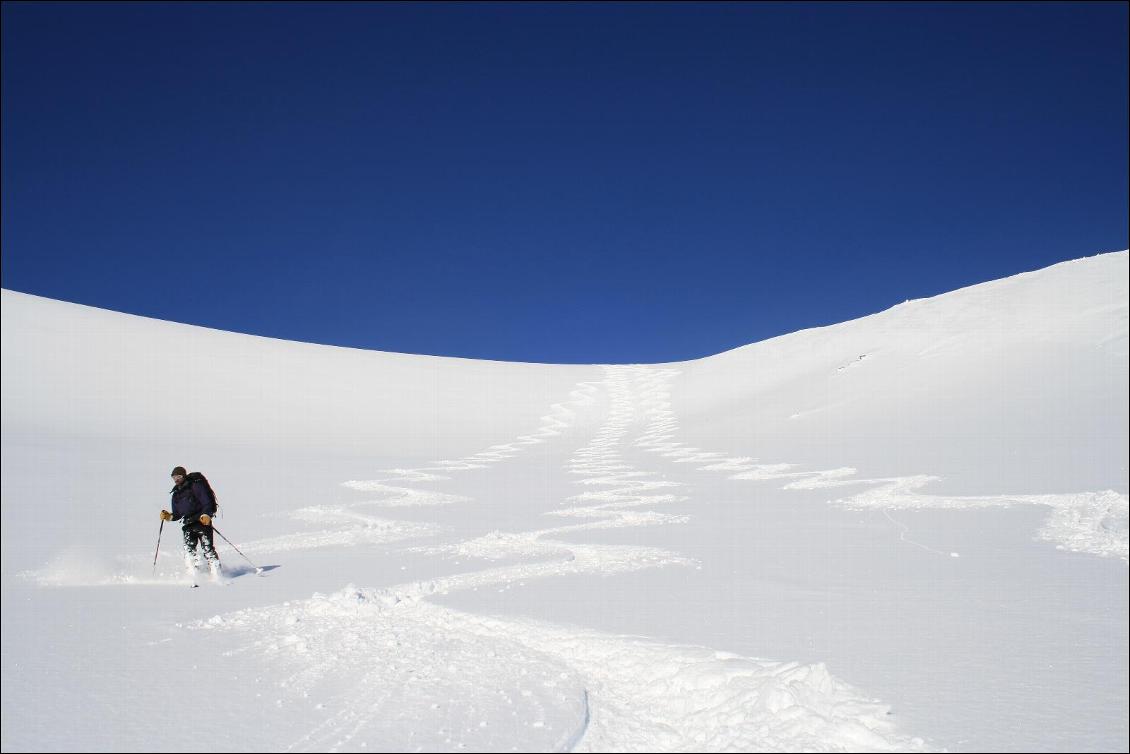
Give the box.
[160,466,221,580]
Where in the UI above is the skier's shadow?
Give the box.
[225,564,281,578]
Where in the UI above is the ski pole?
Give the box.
[152,518,165,574]
[211,525,262,573]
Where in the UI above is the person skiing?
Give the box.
[160,466,221,580]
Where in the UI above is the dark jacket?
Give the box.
[171,475,217,524]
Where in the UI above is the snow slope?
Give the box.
[2,251,1127,752]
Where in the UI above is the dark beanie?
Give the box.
[171,466,188,477]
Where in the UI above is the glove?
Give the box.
[160,510,172,521]
[199,514,212,526]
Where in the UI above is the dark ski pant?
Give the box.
[182,521,220,566]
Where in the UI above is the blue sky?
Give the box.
[3,2,1127,364]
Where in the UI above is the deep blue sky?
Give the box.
[3,2,1127,363]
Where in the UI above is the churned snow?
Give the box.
[2,251,1127,752]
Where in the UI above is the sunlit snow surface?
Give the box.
[2,252,1127,752]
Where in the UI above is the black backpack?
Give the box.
[186,471,220,515]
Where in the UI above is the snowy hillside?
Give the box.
[2,251,1127,752]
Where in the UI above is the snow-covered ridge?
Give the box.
[2,251,1126,752]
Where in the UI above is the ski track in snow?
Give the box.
[198,586,927,753]
[185,362,1123,751]
[236,508,446,555]
[209,361,1123,749]
[626,367,1127,562]
[415,365,695,576]
[238,381,603,558]
[193,366,932,752]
